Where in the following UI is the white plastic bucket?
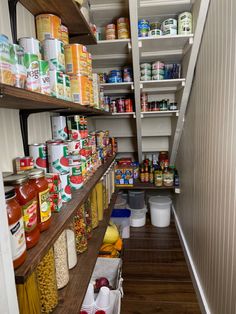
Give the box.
[130,207,147,227]
[149,196,172,227]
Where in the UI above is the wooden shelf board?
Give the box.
[15,156,115,284]
[118,181,175,190]
[19,0,97,44]
[54,191,118,314]
[0,84,109,115]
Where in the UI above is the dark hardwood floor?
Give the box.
[121,219,201,314]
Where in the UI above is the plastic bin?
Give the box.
[149,196,172,227]
[130,207,147,227]
[114,196,127,209]
[128,190,145,209]
[111,209,131,238]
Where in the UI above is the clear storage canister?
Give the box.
[95,180,104,221]
[90,188,99,229]
[84,198,93,240]
[73,205,88,253]
[66,227,77,269]
[54,231,69,289]
[36,248,58,313]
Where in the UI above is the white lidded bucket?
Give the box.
[149,196,172,227]
[130,207,147,227]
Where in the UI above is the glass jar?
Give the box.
[36,248,58,313]
[84,198,93,240]
[154,168,163,187]
[96,180,104,221]
[73,205,88,253]
[163,167,174,187]
[90,188,98,229]
[4,174,40,249]
[5,186,27,269]
[66,226,77,269]
[54,231,69,289]
[29,169,52,232]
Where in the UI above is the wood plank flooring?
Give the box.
[121,219,201,314]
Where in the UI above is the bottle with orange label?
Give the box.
[4,174,40,249]
[28,169,52,232]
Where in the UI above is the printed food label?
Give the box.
[39,188,51,222]
[22,199,38,232]
[9,217,26,261]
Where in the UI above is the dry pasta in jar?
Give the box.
[36,248,58,313]
[73,204,88,253]
[54,230,69,289]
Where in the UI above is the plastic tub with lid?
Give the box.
[114,196,127,209]
[149,196,172,227]
[111,209,131,238]
[128,190,145,209]
[130,207,147,227]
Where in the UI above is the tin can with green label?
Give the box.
[39,60,50,95]
[43,38,65,72]
[63,74,71,101]
[49,70,64,99]
[178,12,192,35]
[24,53,40,92]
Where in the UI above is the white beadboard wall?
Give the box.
[175,0,236,313]
[0,1,52,171]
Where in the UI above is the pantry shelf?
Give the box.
[0,84,110,115]
[141,110,179,117]
[140,78,185,93]
[100,82,134,95]
[118,181,176,190]
[54,191,118,314]
[14,156,116,284]
[19,0,97,45]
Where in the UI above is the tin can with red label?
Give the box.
[47,142,69,173]
[66,139,81,156]
[45,173,61,193]
[117,98,125,113]
[15,157,34,173]
[60,172,72,203]
[70,162,83,190]
[125,98,133,112]
[29,143,48,171]
[49,193,63,212]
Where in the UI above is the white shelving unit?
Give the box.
[140,78,186,93]
[100,82,134,94]
[141,110,179,117]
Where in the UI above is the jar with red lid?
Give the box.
[4,174,40,249]
[28,169,52,232]
[4,186,27,269]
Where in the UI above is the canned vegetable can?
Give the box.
[178,12,192,35]
[49,70,64,99]
[47,142,70,174]
[36,14,61,42]
[43,39,65,72]
[63,74,71,101]
[0,37,14,86]
[39,60,50,95]
[60,172,72,202]
[70,162,83,190]
[64,44,88,75]
[18,37,41,59]
[51,116,68,140]
[29,143,48,170]
[24,53,40,92]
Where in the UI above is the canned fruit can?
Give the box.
[29,143,48,170]
[18,37,41,59]
[47,142,69,173]
[38,60,50,95]
[178,12,192,35]
[117,29,129,39]
[24,53,40,92]
[140,69,152,76]
[49,70,64,99]
[60,172,72,203]
[70,163,83,190]
[64,44,87,75]
[60,24,69,45]
[140,63,151,70]
[43,39,65,72]
[63,74,71,101]
[36,14,61,42]
[51,116,68,140]
[70,74,89,105]
[148,29,162,37]
[138,19,150,37]
[15,157,34,172]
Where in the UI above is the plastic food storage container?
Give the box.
[128,190,145,209]
[36,248,58,313]
[66,227,77,269]
[73,205,88,253]
[111,209,131,239]
[54,231,69,289]
[84,198,93,239]
[90,188,99,229]
[130,207,147,227]
[114,196,127,209]
[149,196,172,227]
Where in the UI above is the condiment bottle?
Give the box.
[4,174,40,249]
[28,169,52,232]
[140,165,145,183]
[144,165,149,183]
[5,186,27,269]
[149,166,154,184]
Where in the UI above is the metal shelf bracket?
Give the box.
[8,0,19,43]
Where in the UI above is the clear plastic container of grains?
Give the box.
[73,205,88,253]
[54,231,69,289]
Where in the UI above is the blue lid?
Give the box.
[111,209,131,218]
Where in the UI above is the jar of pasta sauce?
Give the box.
[28,169,52,232]
[5,186,27,269]
[4,174,40,249]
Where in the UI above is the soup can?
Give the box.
[51,116,68,140]
[29,143,48,171]
[18,37,41,59]
[43,38,65,72]
[60,24,69,45]
[60,172,72,203]
[24,53,40,92]
[47,142,69,174]
[39,60,50,95]
[64,44,87,75]
[178,12,192,35]
[36,14,61,42]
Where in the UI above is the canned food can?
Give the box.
[24,53,40,92]
[60,172,72,203]
[36,14,61,42]
[140,69,152,76]
[67,115,82,140]
[63,74,71,101]
[13,64,26,88]
[152,69,165,75]
[51,116,68,140]
[125,98,133,112]
[15,157,34,172]
[49,70,64,99]
[178,12,192,35]
[70,163,83,190]
[87,52,92,79]
[60,24,69,45]
[138,19,150,37]
[45,173,61,193]
[66,139,81,155]
[43,39,65,72]
[0,36,13,85]
[117,98,125,113]
[10,44,26,88]
[140,62,151,70]
[152,74,164,80]
[140,75,151,81]
[64,44,87,75]
[49,192,63,212]
[105,24,116,40]
[162,18,177,35]
[152,61,165,70]
[70,74,89,105]
[18,37,41,59]
[150,22,161,30]
[39,60,50,95]
[148,29,162,37]
[123,67,132,82]
[47,142,69,173]
[110,100,117,113]
[29,143,48,170]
